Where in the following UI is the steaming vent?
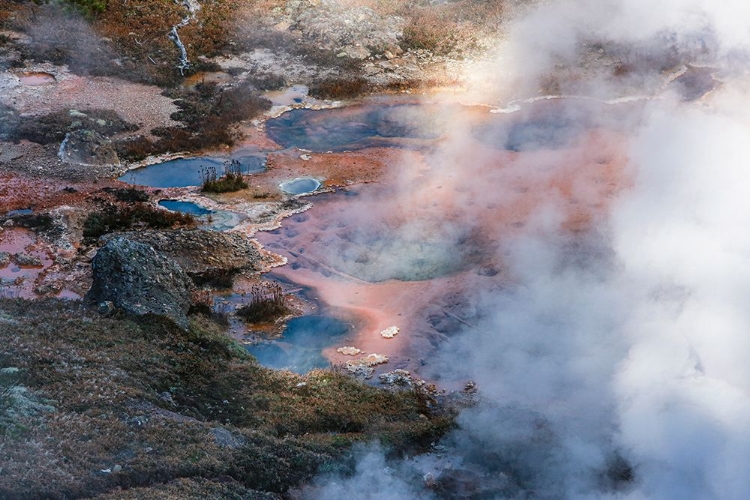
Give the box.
[474,100,599,151]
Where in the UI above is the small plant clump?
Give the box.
[102,187,149,203]
[236,282,289,323]
[189,290,230,326]
[200,159,248,193]
[308,76,371,100]
[251,188,272,199]
[56,0,108,16]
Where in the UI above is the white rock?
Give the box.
[337,346,362,355]
[380,326,399,338]
[346,353,388,372]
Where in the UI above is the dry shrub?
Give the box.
[3,213,55,232]
[83,201,195,239]
[101,187,150,203]
[246,72,287,91]
[309,76,371,100]
[11,108,137,145]
[120,82,273,158]
[115,82,271,161]
[236,282,288,323]
[200,160,248,194]
[398,0,506,55]
[401,8,461,53]
[113,135,156,162]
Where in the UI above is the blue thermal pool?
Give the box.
[265,103,448,152]
[120,155,265,188]
[279,177,321,195]
[245,315,352,373]
[158,200,213,216]
[158,200,242,231]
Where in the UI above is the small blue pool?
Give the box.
[246,315,352,373]
[280,177,321,195]
[120,155,266,188]
[158,200,241,231]
[158,200,213,216]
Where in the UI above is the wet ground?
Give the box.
[0,227,79,299]
[18,71,56,86]
[250,98,631,379]
[1,92,634,380]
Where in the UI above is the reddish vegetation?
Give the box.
[0,173,107,212]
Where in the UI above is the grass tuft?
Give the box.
[200,159,248,193]
[308,77,371,100]
[236,282,289,323]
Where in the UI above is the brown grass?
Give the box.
[393,0,507,56]
[82,201,195,239]
[0,298,455,498]
[309,77,372,100]
[200,160,248,194]
[235,282,289,323]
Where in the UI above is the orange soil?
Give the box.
[0,171,110,212]
[0,228,54,298]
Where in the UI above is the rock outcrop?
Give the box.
[85,237,194,329]
[292,3,403,60]
[106,229,265,287]
[58,129,120,166]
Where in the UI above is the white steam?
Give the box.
[304,0,750,498]
[433,87,750,498]
[609,89,750,499]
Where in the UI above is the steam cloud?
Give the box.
[302,0,750,498]
[435,89,750,499]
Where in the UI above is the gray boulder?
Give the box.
[58,129,120,166]
[107,229,265,287]
[85,237,194,329]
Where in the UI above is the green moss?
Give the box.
[60,0,107,16]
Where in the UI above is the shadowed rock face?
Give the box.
[85,237,194,329]
[108,229,265,287]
